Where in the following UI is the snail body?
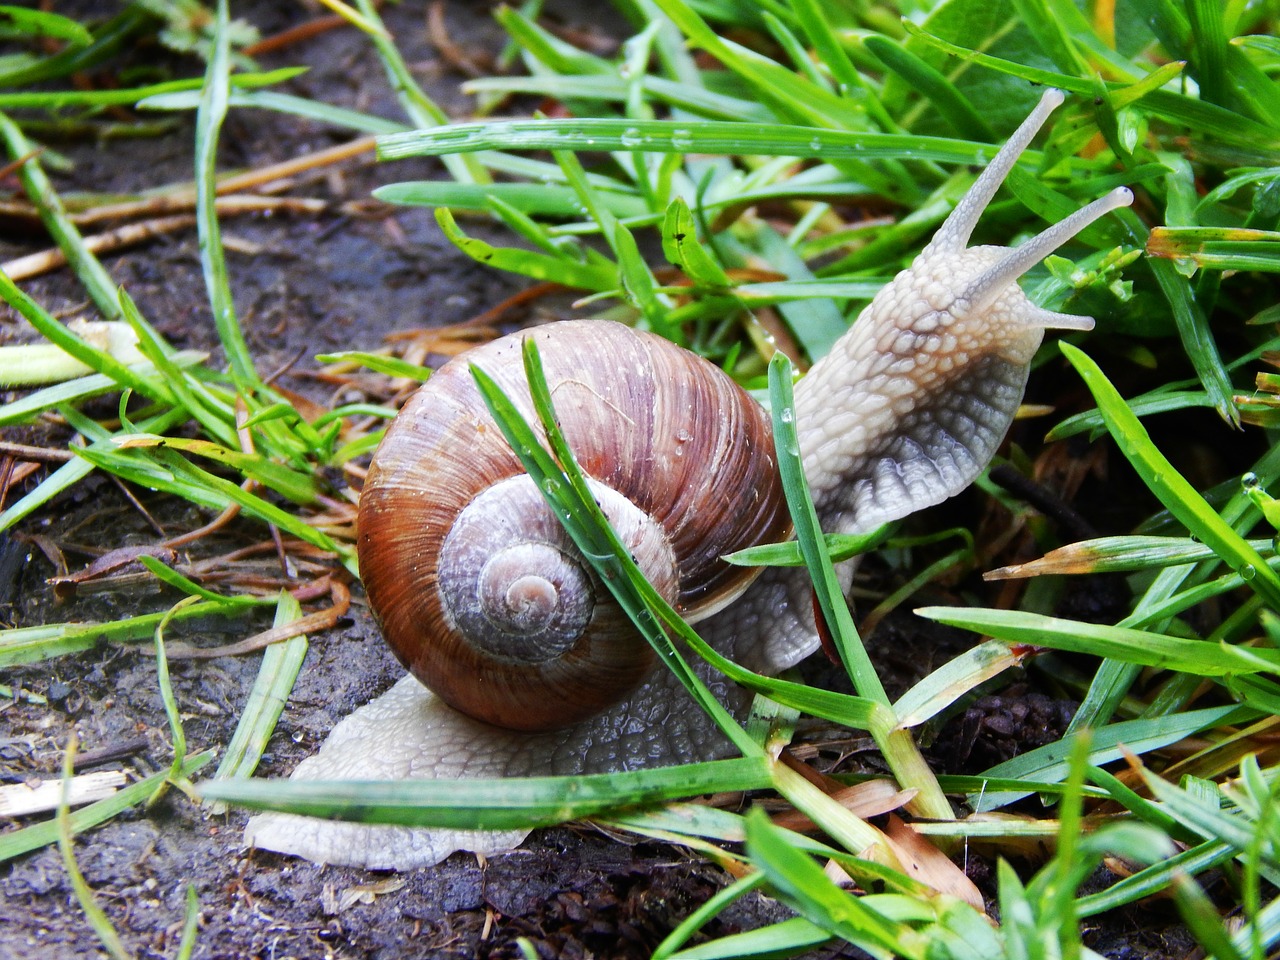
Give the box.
[247,89,1134,869]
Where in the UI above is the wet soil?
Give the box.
[0,4,1201,958]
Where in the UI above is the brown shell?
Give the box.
[357,320,791,731]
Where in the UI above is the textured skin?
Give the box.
[795,244,1045,537]
[247,90,1133,869]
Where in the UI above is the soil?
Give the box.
[0,4,1206,958]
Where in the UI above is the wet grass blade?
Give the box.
[351,0,487,185]
[1148,226,1280,272]
[0,351,206,428]
[194,0,258,393]
[743,808,928,959]
[470,340,755,755]
[768,353,951,822]
[0,112,122,320]
[1061,343,1280,608]
[434,207,618,289]
[114,435,321,505]
[967,705,1247,810]
[917,605,1280,675]
[57,741,140,960]
[0,67,304,109]
[200,756,773,829]
[378,118,991,165]
[209,593,309,810]
[0,601,253,668]
[0,268,171,404]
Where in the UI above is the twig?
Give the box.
[0,441,77,463]
[427,1,488,78]
[242,14,348,56]
[71,736,151,771]
[162,579,351,659]
[1,201,326,282]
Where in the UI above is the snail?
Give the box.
[245,89,1133,870]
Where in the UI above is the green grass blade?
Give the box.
[469,341,755,755]
[0,600,254,668]
[768,353,951,821]
[916,605,1280,675]
[743,808,927,960]
[194,0,258,392]
[201,756,772,829]
[968,706,1247,810]
[209,593,309,809]
[1061,343,1280,607]
[434,207,617,289]
[378,118,996,166]
[115,435,320,504]
[351,0,487,184]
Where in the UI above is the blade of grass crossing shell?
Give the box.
[1061,343,1280,608]
[469,342,755,756]
[768,353,884,702]
[515,337,750,750]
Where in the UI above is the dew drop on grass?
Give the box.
[1240,564,1257,581]
[671,129,694,151]
[621,127,644,148]
[779,408,794,424]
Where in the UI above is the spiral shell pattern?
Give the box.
[357,320,790,731]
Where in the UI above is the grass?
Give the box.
[2,0,1280,957]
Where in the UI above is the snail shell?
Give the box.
[356,320,791,731]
